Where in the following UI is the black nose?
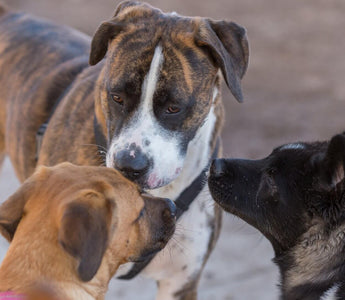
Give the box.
[210,159,226,176]
[114,147,149,181]
[161,198,176,221]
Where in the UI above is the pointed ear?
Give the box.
[89,1,141,65]
[58,190,114,282]
[195,19,249,103]
[0,178,36,242]
[321,133,345,187]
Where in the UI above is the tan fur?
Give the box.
[0,163,174,299]
[285,218,345,293]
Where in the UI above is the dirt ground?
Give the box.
[0,0,344,299]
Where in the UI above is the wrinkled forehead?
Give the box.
[104,12,217,95]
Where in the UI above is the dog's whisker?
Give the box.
[170,237,189,255]
[165,244,174,263]
[175,224,198,234]
[80,143,108,152]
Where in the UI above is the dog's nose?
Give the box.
[161,198,176,222]
[114,148,149,181]
[210,159,226,176]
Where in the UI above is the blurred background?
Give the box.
[0,0,344,299]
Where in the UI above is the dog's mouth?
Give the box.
[128,246,163,263]
[129,167,183,190]
[208,175,234,209]
[209,174,264,230]
[145,170,182,189]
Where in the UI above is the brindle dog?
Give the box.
[0,1,249,298]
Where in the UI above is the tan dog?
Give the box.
[0,1,249,298]
[0,162,176,299]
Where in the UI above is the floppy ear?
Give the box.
[58,190,114,282]
[195,19,249,103]
[320,133,345,187]
[89,21,124,66]
[0,179,35,242]
[89,0,141,65]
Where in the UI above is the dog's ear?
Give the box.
[58,190,114,282]
[195,19,249,103]
[89,21,124,66]
[0,178,36,242]
[89,1,141,65]
[320,133,345,187]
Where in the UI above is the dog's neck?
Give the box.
[276,221,345,299]
[149,84,223,201]
[0,229,118,299]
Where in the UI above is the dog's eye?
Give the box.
[111,94,123,105]
[166,105,180,114]
[267,168,276,176]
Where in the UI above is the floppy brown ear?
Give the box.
[195,19,249,102]
[0,179,36,242]
[89,21,124,66]
[321,133,345,187]
[89,0,142,65]
[58,190,114,282]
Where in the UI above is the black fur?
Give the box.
[208,133,345,299]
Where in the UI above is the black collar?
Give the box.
[118,138,220,280]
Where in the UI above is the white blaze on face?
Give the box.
[106,45,184,189]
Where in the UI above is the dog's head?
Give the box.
[0,162,176,282]
[90,1,249,189]
[208,133,345,257]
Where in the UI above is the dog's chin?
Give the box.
[213,197,236,215]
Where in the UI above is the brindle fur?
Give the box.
[0,2,248,299]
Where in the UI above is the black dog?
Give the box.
[208,133,345,300]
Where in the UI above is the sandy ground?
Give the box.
[1,0,344,299]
